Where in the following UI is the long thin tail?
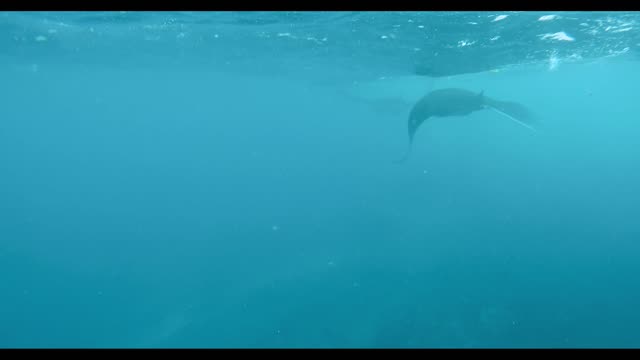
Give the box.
[484,97,539,132]
[489,106,538,132]
[393,137,414,164]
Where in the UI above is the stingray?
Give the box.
[394,88,538,163]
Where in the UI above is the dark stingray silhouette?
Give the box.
[395,88,538,163]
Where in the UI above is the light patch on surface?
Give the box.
[548,51,560,71]
[566,53,583,61]
[492,15,508,22]
[539,32,575,42]
[611,27,633,33]
[457,39,475,47]
[34,35,47,42]
[490,36,500,41]
[605,47,630,57]
[306,36,328,44]
[538,15,558,21]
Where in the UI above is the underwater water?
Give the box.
[1,11,640,348]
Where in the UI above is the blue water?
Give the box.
[1,11,640,348]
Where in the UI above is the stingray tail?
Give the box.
[484,97,538,132]
[393,137,414,164]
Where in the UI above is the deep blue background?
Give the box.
[1,11,640,348]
